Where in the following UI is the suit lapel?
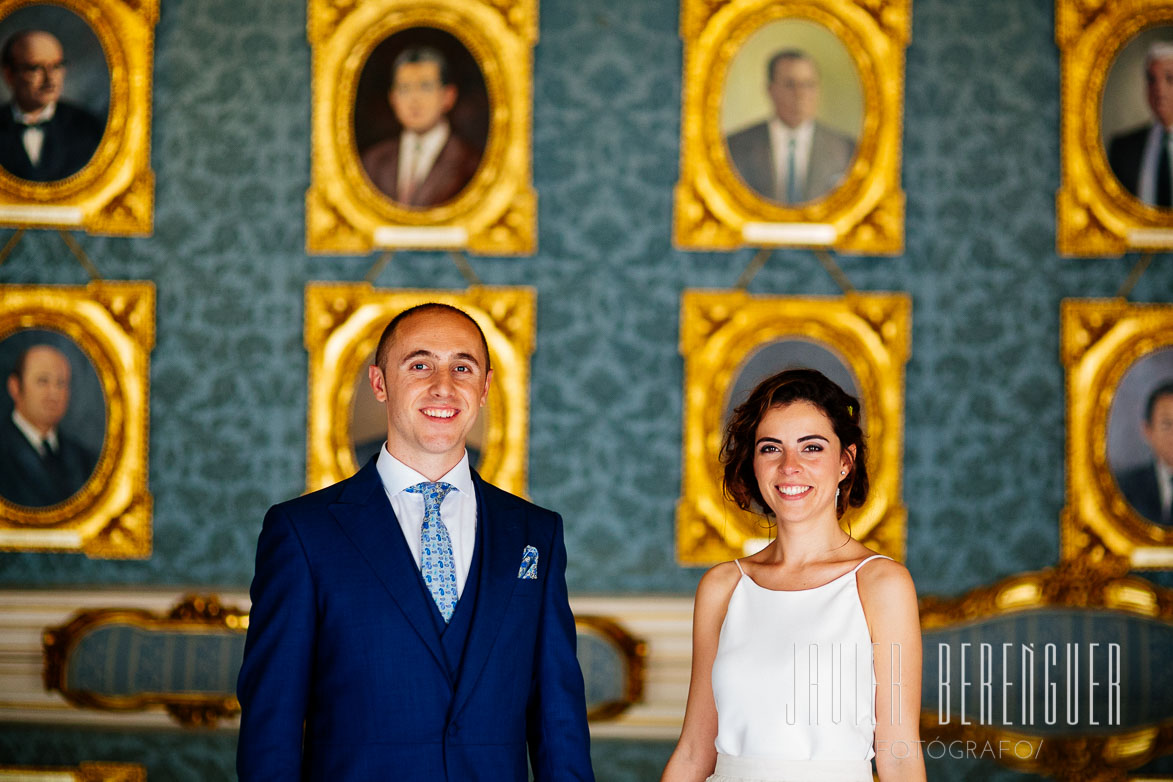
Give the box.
[329,460,448,678]
[804,125,833,201]
[451,472,523,716]
[414,136,457,206]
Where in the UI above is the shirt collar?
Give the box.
[11,409,56,453]
[375,444,473,498]
[12,101,56,125]
[768,117,814,143]
[1157,459,1173,491]
[401,119,450,152]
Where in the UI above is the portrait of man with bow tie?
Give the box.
[0,337,99,508]
[357,35,486,209]
[0,26,104,182]
[237,303,594,781]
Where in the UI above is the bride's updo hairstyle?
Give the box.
[720,368,868,519]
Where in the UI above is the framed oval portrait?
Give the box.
[1101,25,1173,210]
[720,18,863,207]
[0,328,104,508]
[677,290,910,564]
[0,5,109,183]
[1061,298,1173,568]
[353,26,489,210]
[0,281,153,558]
[306,0,537,254]
[0,0,153,235]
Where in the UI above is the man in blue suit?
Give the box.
[237,303,594,781]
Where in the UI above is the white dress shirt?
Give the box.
[376,445,477,598]
[11,409,56,456]
[397,120,451,199]
[1137,123,1173,205]
[12,101,55,167]
[1157,460,1173,520]
[768,117,814,201]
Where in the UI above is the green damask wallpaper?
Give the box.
[0,0,1170,779]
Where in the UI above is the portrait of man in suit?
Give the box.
[0,343,97,507]
[1115,380,1173,526]
[359,45,484,208]
[1107,40,1173,206]
[724,48,856,205]
[0,28,103,182]
[237,303,594,781]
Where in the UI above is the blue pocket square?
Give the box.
[518,545,538,579]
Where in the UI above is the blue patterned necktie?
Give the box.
[405,481,458,622]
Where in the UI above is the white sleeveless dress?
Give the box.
[706,554,891,782]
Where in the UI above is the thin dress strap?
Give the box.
[733,557,746,575]
[849,553,892,575]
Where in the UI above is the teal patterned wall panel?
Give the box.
[0,0,1168,603]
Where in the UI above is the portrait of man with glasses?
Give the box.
[358,42,485,209]
[0,27,104,182]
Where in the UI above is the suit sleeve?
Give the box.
[526,514,595,781]
[236,505,317,781]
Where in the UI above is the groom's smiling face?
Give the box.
[369,308,491,478]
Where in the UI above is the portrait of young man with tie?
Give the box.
[1108,40,1173,207]
[358,43,484,208]
[724,48,856,206]
[237,303,595,781]
[0,341,97,507]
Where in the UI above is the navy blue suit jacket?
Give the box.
[236,459,594,781]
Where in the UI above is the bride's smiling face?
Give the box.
[752,401,854,523]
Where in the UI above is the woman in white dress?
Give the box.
[661,369,925,782]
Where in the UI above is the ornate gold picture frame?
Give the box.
[0,764,146,781]
[677,290,909,564]
[1057,0,1173,255]
[1062,298,1173,569]
[305,283,533,495]
[0,0,155,235]
[673,0,909,253]
[306,0,536,254]
[0,282,153,557]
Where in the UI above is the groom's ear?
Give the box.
[369,364,388,403]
